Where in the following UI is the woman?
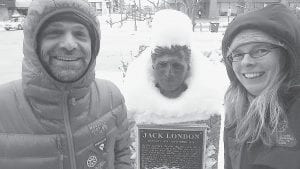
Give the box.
[124,9,228,169]
[222,4,300,169]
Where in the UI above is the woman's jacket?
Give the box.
[224,94,300,169]
[223,4,300,169]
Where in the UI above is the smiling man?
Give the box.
[0,0,131,169]
[38,16,93,82]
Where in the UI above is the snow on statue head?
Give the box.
[150,9,193,98]
[151,9,193,48]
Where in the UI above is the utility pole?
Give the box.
[139,0,141,20]
[120,0,124,26]
[192,0,197,31]
[134,0,137,31]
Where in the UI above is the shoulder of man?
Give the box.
[0,80,21,106]
[0,80,26,131]
[94,79,127,126]
[94,78,124,103]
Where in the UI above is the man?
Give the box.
[0,0,131,169]
[124,9,228,169]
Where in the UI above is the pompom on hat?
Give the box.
[150,9,193,49]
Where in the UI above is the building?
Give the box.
[207,0,300,18]
[1,0,114,20]
[88,0,113,15]
[15,0,30,15]
[0,0,15,20]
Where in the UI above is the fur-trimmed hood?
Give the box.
[124,47,229,124]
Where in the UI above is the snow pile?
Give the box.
[123,47,229,124]
[150,9,193,48]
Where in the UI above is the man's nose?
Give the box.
[60,33,78,51]
[240,54,255,66]
[165,64,174,76]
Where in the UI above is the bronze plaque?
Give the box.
[137,124,207,169]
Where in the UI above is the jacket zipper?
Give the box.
[56,136,64,169]
[62,92,77,169]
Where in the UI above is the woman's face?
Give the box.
[230,42,285,96]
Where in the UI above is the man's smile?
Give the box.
[53,55,80,62]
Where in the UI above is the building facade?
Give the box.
[0,0,15,20]
[208,0,300,18]
[88,0,113,15]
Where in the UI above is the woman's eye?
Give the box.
[233,53,244,58]
[254,48,269,56]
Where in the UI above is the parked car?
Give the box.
[4,16,25,31]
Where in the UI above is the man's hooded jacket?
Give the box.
[0,0,131,169]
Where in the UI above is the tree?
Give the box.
[145,0,162,11]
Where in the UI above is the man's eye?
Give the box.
[74,31,89,40]
[157,62,167,68]
[43,30,63,39]
[172,63,184,70]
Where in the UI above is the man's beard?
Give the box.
[40,50,91,82]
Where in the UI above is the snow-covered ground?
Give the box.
[0,15,229,168]
[0,15,227,90]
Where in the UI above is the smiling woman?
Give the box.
[230,40,285,96]
[221,3,300,169]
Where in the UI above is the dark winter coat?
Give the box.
[224,93,300,169]
[0,0,131,169]
[222,4,300,169]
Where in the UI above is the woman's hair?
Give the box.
[224,48,291,146]
[151,45,191,63]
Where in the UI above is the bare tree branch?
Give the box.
[145,0,159,8]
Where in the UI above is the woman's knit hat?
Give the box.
[227,29,285,56]
[222,3,300,87]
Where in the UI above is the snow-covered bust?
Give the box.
[124,9,228,169]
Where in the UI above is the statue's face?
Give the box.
[39,21,92,82]
[153,54,189,97]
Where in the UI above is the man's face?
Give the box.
[39,21,92,82]
[153,54,189,92]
